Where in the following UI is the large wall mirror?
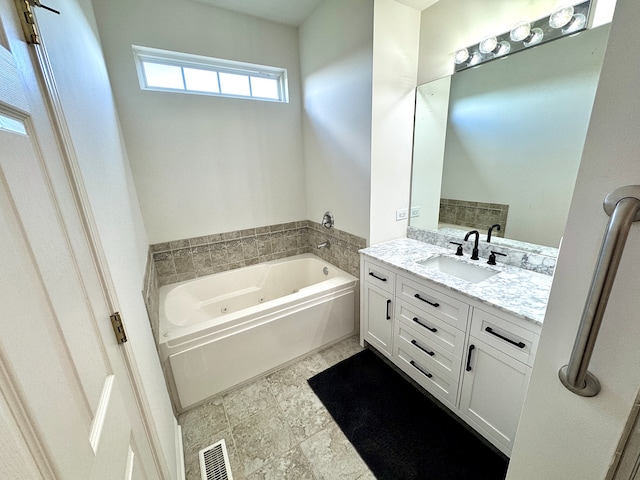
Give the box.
[410,24,610,250]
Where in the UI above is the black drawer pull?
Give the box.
[412,317,437,333]
[411,339,434,356]
[485,327,526,349]
[369,272,387,282]
[410,360,433,378]
[414,293,439,308]
[466,344,475,372]
[386,299,392,320]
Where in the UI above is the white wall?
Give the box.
[37,0,177,476]
[92,0,306,244]
[369,0,421,245]
[299,0,374,241]
[508,0,640,476]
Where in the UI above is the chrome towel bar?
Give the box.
[559,186,640,397]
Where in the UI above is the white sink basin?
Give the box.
[417,256,498,284]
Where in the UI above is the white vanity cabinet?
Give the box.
[359,255,542,457]
[393,274,469,408]
[361,260,395,357]
[459,308,540,455]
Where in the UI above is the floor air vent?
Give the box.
[199,439,233,480]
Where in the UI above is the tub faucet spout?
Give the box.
[317,241,330,249]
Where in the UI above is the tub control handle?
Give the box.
[386,299,391,320]
[414,293,439,308]
[369,272,387,282]
[412,317,437,333]
[410,360,433,378]
[411,339,434,356]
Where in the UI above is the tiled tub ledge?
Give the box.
[148,221,366,287]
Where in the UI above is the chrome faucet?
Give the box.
[317,240,330,249]
[464,230,480,260]
[487,224,501,243]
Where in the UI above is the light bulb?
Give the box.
[524,28,544,46]
[495,41,511,57]
[454,48,470,64]
[467,52,482,67]
[510,21,531,42]
[479,36,498,54]
[563,13,586,34]
[549,5,574,29]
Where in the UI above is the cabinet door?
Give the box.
[363,282,394,356]
[459,338,531,456]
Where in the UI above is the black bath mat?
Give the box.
[307,349,508,480]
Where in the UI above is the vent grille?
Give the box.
[199,439,233,480]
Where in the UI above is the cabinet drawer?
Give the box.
[396,275,469,331]
[396,299,465,359]
[363,260,395,294]
[470,308,540,366]
[395,343,458,407]
[395,322,462,382]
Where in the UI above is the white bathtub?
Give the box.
[158,253,358,411]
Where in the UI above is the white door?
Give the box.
[0,2,155,478]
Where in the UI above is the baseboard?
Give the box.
[174,419,185,480]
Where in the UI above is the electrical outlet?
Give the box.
[396,208,408,221]
[410,206,421,217]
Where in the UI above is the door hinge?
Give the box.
[110,312,128,344]
[14,0,61,45]
[14,0,40,45]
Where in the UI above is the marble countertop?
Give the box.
[360,238,552,326]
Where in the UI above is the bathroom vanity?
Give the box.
[359,238,552,457]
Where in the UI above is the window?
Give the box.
[132,45,288,103]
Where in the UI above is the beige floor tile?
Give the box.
[279,382,333,442]
[318,336,364,368]
[223,377,277,426]
[246,446,315,480]
[180,336,369,480]
[232,406,297,477]
[178,396,229,456]
[299,423,369,480]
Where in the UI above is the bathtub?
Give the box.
[158,253,358,411]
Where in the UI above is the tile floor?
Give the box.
[178,335,376,480]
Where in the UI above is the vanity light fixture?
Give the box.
[453,0,591,72]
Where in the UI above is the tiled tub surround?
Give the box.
[142,248,161,340]
[439,198,509,234]
[408,225,558,276]
[361,237,552,324]
[150,221,366,286]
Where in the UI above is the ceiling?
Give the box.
[191,0,440,26]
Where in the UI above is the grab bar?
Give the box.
[559,186,640,397]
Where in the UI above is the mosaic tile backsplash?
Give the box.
[439,198,508,235]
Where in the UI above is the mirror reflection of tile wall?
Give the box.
[439,199,507,236]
